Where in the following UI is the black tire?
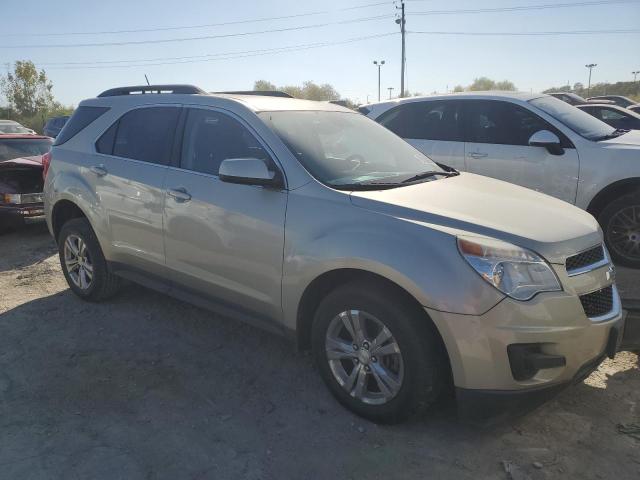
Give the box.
[599,191,640,268]
[311,281,446,424]
[58,217,121,301]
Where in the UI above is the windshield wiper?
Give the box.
[400,170,459,184]
[330,181,405,191]
[596,128,630,141]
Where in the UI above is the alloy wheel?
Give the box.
[63,234,94,290]
[607,205,640,262]
[325,309,404,405]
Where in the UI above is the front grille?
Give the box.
[579,286,613,318]
[566,245,605,274]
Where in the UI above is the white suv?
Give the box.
[363,92,640,268]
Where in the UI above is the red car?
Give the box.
[0,135,53,231]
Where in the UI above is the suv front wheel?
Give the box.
[600,191,640,268]
[311,281,445,424]
[58,218,121,301]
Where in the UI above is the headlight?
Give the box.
[2,193,22,204]
[457,236,561,301]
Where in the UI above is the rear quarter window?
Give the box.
[54,106,109,146]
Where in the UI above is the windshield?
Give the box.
[0,138,52,162]
[529,96,615,141]
[0,123,33,134]
[259,111,444,189]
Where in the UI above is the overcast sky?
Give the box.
[1,0,639,106]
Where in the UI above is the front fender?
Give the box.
[281,186,504,330]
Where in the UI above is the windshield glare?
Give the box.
[260,110,443,188]
[0,139,52,162]
[529,96,615,141]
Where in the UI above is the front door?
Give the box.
[163,107,287,321]
[462,100,579,204]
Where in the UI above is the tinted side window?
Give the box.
[378,101,462,141]
[95,122,118,154]
[54,106,109,146]
[181,109,270,176]
[113,107,180,165]
[601,108,625,120]
[465,101,566,146]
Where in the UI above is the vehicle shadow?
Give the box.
[0,222,57,273]
[1,287,637,479]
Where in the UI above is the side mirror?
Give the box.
[528,130,564,155]
[219,158,283,188]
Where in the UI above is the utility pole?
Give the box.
[373,60,385,101]
[396,1,406,97]
[585,63,597,97]
[387,87,394,99]
[633,70,639,82]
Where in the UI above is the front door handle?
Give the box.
[167,187,192,202]
[467,152,488,159]
[90,164,108,176]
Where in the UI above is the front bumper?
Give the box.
[426,286,625,420]
[0,202,46,226]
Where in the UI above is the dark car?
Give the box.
[628,104,640,113]
[0,135,52,232]
[587,95,637,108]
[43,115,70,138]
[576,104,640,130]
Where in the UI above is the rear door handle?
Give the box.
[90,164,108,176]
[467,152,488,159]
[167,187,192,202]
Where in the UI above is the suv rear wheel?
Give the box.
[58,218,121,301]
[600,191,640,268]
[311,281,445,424]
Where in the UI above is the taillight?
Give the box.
[42,151,52,180]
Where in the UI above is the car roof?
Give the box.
[0,119,21,124]
[362,91,545,109]
[81,91,352,114]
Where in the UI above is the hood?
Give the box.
[0,155,44,168]
[349,173,601,264]
[601,129,640,147]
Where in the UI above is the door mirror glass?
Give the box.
[219,158,282,187]
[528,130,563,155]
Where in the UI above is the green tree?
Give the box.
[1,60,56,117]
[467,77,516,91]
[452,85,465,93]
[254,80,340,101]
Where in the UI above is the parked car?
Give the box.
[0,120,36,135]
[627,104,640,113]
[587,95,637,108]
[576,103,640,130]
[45,84,626,423]
[43,115,70,138]
[364,92,640,268]
[547,92,588,105]
[0,135,52,231]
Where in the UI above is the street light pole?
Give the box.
[387,87,394,99]
[633,70,639,82]
[373,60,385,102]
[585,63,597,97]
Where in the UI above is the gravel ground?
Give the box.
[1,223,638,480]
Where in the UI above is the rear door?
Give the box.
[376,100,466,170]
[93,105,180,275]
[461,99,579,203]
[162,106,287,322]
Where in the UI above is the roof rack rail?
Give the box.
[97,84,206,98]
[215,90,293,98]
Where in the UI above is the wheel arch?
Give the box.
[587,177,640,219]
[295,268,450,363]
[51,199,89,243]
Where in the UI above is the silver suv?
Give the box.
[45,85,624,423]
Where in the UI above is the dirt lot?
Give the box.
[1,223,638,480]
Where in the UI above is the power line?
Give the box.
[33,33,398,70]
[0,15,394,49]
[0,2,394,38]
[408,28,640,35]
[410,0,639,16]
